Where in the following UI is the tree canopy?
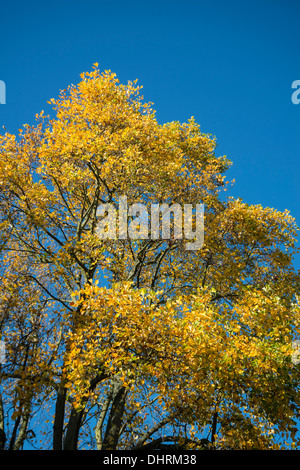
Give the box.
[0,65,300,450]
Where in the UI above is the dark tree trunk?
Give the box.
[101,383,127,450]
[63,406,85,450]
[53,387,66,450]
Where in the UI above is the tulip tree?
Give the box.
[0,65,300,450]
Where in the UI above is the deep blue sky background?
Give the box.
[0,0,299,267]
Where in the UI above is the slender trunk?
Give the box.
[0,393,6,450]
[211,411,218,449]
[63,406,85,450]
[12,403,31,450]
[63,372,108,450]
[9,416,21,450]
[95,395,112,450]
[101,379,127,450]
[53,386,67,450]
[8,401,31,450]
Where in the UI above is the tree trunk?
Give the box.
[101,380,127,450]
[63,406,85,450]
[62,372,108,450]
[53,387,66,450]
[0,393,6,450]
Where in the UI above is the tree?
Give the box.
[0,64,300,450]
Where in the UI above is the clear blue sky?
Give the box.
[0,0,299,267]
